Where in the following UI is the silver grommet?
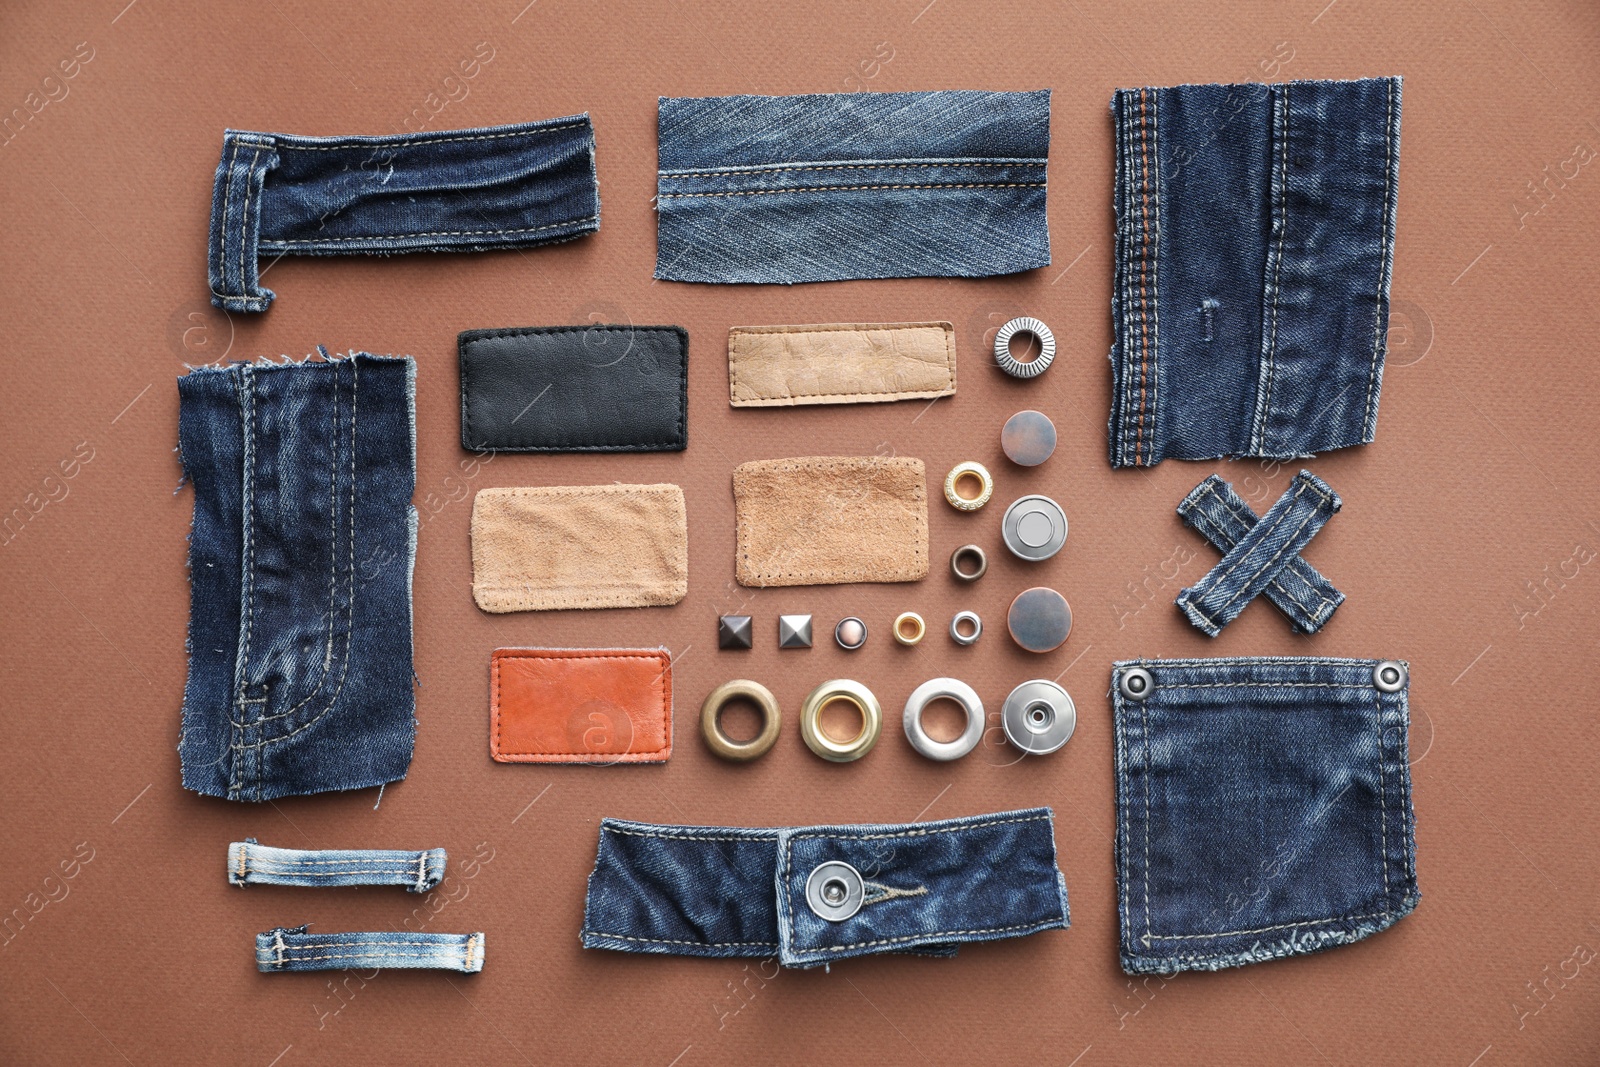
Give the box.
[950,544,988,582]
[834,617,868,650]
[892,611,926,646]
[1119,667,1154,701]
[949,611,982,646]
[993,316,1057,379]
[1373,660,1408,693]
[805,861,864,921]
[800,679,883,762]
[1001,680,1077,755]
[943,462,993,511]
[902,678,985,761]
[1001,495,1068,561]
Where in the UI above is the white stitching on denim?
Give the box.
[238,146,261,301]
[246,867,426,876]
[268,216,597,245]
[1375,688,1391,899]
[463,934,476,969]
[660,159,1046,177]
[238,850,433,866]
[1182,479,1310,625]
[1148,88,1161,466]
[1144,910,1395,941]
[1203,485,1328,620]
[1150,681,1374,690]
[276,940,466,950]
[785,814,1049,842]
[263,951,468,964]
[1252,87,1290,455]
[587,932,778,948]
[215,140,239,297]
[1141,697,1154,938]
[807,919,1062,954]
[1362,79,1396,440]
[1200,482,1335,618]
[657,182,1046,199]
[273,928,285,968]
[270,120,586,151]
[1189,491,1320,620]
[602,827,775,843]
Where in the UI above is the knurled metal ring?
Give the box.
[700,679,782,762]
[993,316,1057,379]
[943,461,994,511]
[800,679,882,763]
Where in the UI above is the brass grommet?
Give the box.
[700,680,782,762]
[800,679,882,763]
[943,462,994,511]
[892,611,926,646]
[950,544,988,582]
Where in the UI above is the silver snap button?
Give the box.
[1001,495,1068,562]
[1373,660,1407,693]
[1119,667,1154,701]
[805,861,864,921]
[1001,680,1077,755]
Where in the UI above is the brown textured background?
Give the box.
[2,0,1597,1063]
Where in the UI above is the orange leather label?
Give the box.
[490,648,672,764]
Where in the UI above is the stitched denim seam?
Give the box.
[1152,681,1375,690]
[238,848,442,868]
[1134,89,1154,466]
[1117,95,1137,467]
[268,120,586,151]
[1252,86,1291,456]
[1114,690,1133,962]
[1143,910,1395,942]
[1182,479,1310,625]
[806,920,1063,955]
[660,158,1046,177]
[1203,484,1327,621]
[264,951,464,964]
[587,932,779,948]
[1375,688,1392,900]
[1141,697,1154,939]
[238,145,261,303]
[1188,473,1337,620]
[1147,88,1162,465]
[657,182,1045,200]
[229,366,259,800]
[1362,79,1396,439]
[1187,492,1321,621]
[244,867,424,876]
[603,828,778,843]
[267,216,597,245]
[786,814,1049,842]
[215,140,239,303]
[1198,482,1333,618]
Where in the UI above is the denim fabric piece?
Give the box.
[208,115,599,312]
[256,927,484,973]
[655,90,1050,283]
[1177,473,1345,634]
[582,808,1068,967]
[1111,657,1419,974]
[228,839,445,892]
[1108,78,1402,467]
[177,352,417,802]
[1176,470,1340,636]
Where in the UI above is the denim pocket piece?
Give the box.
[177,352,417,803]
[1111,657,1419,974]
[582,809,1069,967]
[655,90,1050,283]
[208,115,599,313]
[1108,78,1402,467]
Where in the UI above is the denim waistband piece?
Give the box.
[255,927,484,973]
[582,808,1069,967]
[177,352,417,803]
[208,115,599,313]
[1178,474,1344,634]
[228,839,445,893]
[655,90,1051,284]
[1175,470,1340,637]
[1111,657,1419,974]
[1108,78,1402,467]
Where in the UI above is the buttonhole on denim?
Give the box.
[1200,299,1219,343]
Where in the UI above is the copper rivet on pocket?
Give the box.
[1373,660,1407,692]
[1119,667,1154,701]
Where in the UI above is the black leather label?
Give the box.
[459,325,689,452]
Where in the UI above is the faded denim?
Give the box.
[209,115,599,312]
[1109,78,1401,467]
[256,927,483,973]
[582,808,1068,967]
[228,839,445,892]
[1111,657,1419,974]
[655,90,1050,284]
[177,352,417,803]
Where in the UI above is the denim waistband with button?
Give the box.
[208,114,600,313]
[1108,77,1402,467]
[1111,657,1419,974]
[582,808,1069,967]
[255,927,484,973]
[228,840,446,893]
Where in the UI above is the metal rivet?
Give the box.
[717,615,752,650]
[892,611,926,646]
[949,610,982,646]
[1001,495,1068,561]
[834,617,867,650]
[805,861,864,921]
[1373,660,1407,693]
[1006,587,1072,653]
[778,614,813,649]
[700,680,782,762]
[993,316,1057,379]
[1119,667,1153,701]
[950,544,988,582]
[943,462,994,511]
[1001,680,1077,755]
[1001,409,1057,466]
[902,677,985,761]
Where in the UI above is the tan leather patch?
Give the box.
[470,484,688,612]
[727,322,956,407]
[732,456,928,587]
[490,648,672,763]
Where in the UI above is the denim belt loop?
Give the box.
[228,839,446,893]
[1176,470,1340,636]
[255,927,484,973]
[208,132,280,313]
[1177,473,1345,634]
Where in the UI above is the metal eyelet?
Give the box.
[805,861,864,921]
[1373,660,1408,693]
[950,544,988,582]
[949,610,982,646]
[800,680,882,762]
[892,611,926,646]
[1001,680,1077,755]
[834,617,868,650]
[993,316,1057,379]
[902,678,985,761]
[1119,667,1154,701]
[943,462,994,511]
[699,680,782,762]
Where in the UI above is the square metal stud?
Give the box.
[778,614,813,649]
[718,614,753,650]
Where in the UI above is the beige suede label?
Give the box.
[732,456,928,587]
[727,322,956,407]
[471,484,688,612]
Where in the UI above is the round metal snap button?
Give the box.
[1001,680,1077,755]
[950,544,988,582]
[805,861,865,922]
[1119,666,1153,701]
[1006,587,1072,653]
[1373,660,1408,693]
[1001,409,1057,466]
[949,610,982,646]
[1001,495,1068,561]
[902,677,985,761]
[993,316,1057,379]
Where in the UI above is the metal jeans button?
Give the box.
[1373,660,1407,692]
[805,861,865,921]
[1119,666,1154,701]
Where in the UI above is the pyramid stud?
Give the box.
[778,614,813,649]
[718,614,753,650]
